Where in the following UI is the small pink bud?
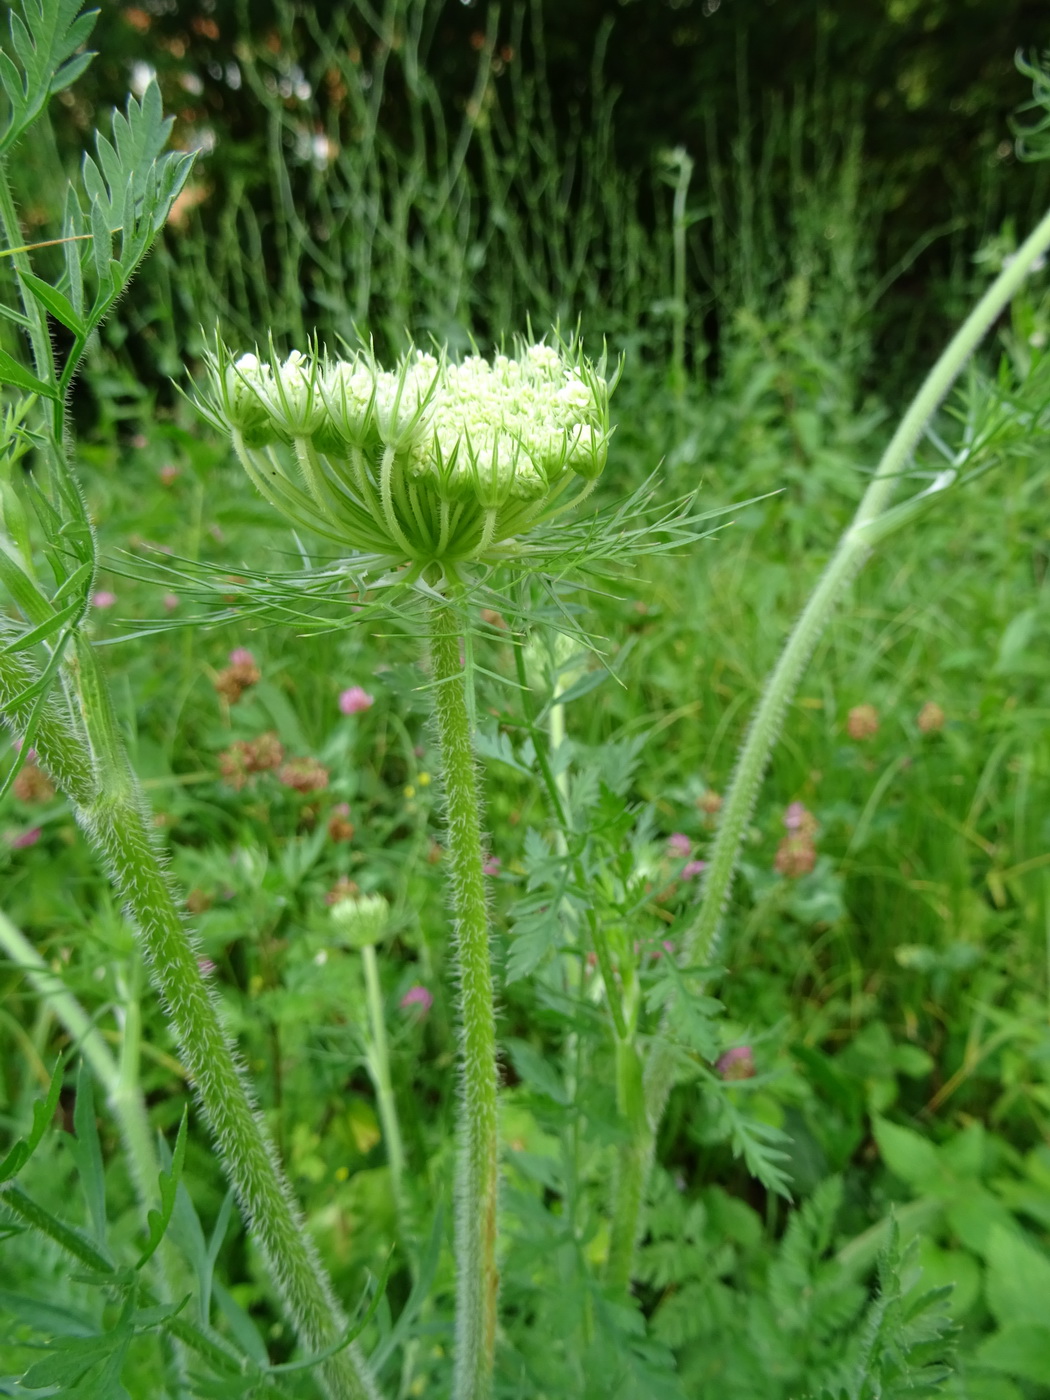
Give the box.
[667,832,692,858]
[483,856,501,876]
[339,686,374,715]
[162,592,179,612]
[92,590,117,609]
[715,1045,756,1080]
[400,984,433,1015]
[229,647,255,666]
[159,464,180,485]
[10,827,41,849]
[682,859,707,878]
[198,957,216,977]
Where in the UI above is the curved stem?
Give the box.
[428,599,499,1400]
[0,642,382,1400]
[623,201,1050,1291]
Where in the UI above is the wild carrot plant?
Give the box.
[5,2,1050,1397]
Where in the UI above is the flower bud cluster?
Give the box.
[330,891,390,950]
[198,335,617,570]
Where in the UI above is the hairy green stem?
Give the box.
[606,1126,649,1295]
[361,942,407,1220]
[429,600,499,1400]
[614,202,1050,1293]
[0,643,382,1400]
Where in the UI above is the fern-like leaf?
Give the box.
[0,0,98,155]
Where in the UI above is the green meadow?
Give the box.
[2,3,1050,1397]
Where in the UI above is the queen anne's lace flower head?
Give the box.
[199,334,617,577]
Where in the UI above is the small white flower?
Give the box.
[201,333,618,570]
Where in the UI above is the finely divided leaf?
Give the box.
[0,0,99,155]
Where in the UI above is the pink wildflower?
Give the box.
[682,859,707,878]
[10,827,41,849]
[159,464,180,485]
[715,1045,756,1081]
[338,686,374,716]
[92,590,117,609]
[229,647,256,666]
[483,856,501,876]
[847,704,880,741]
[400,985,433,1015]
[162,592,179,611]
[667,832,692,859]
[783,801,808,832]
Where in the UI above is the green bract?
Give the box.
[197,336,617,577]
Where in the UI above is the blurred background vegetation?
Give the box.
[29,0,1050,397]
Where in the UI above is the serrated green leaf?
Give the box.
[476,721,532,774]
[505,897,563,982]
[19,267,85,334]
[0,344,57,397]
[136,1108,187,1269]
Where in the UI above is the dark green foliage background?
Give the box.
[44,0,1050,385]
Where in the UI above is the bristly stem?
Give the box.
[625,201,1050,1286]
[428,598,499,1400]
[0,640,382,1400]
